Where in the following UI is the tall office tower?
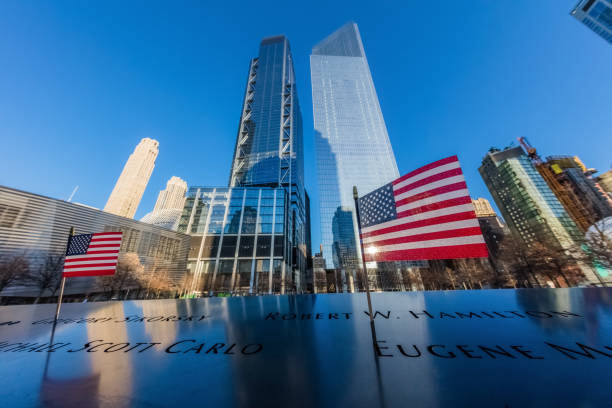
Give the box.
[228,36,308,291]
[310,22,399,275]
[104,138,159,219]
[479,147,582,251]
[141,176,187,231]
[153,176,187,212]
[571,0,612,45]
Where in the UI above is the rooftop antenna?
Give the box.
[67,186,79,202]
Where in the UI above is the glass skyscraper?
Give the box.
[571,0,612,45]
[479,147,582,250]
[480,147,607,285]
[310,22,399,274]
[229,36,308,290]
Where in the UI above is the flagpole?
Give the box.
[353,186,374,323]
[54,226,74,321]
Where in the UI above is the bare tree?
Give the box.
[451,258,496,289]
[28,254,64,303]
[97,253,145,300]
[490,261,517,289]
[421,260,453,290]
[582,220,612,272]
[496,235,588,288]
[497,238,539,288]
[0,255,30,295]
[525,243,585,287]
[149,272,175,299]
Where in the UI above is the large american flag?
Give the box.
[62,232,123,277]
[358,156,488,262]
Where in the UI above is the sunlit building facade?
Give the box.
[153,176,187,212]
[472,197,497,217]
[141,176,187,231]
[104,138,159,218]
[310,22,399,277]
[178,186,292,295]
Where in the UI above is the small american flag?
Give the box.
[358,156,488,262]
[62,232,123,277]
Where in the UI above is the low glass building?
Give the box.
[178,186,291,296]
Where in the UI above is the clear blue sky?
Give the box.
[1,1,611,250]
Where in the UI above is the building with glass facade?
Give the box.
[178,186,292,296]
[571,0,612,45]
[229,35,308,291]
[310,22,399,280]
[544,156,612,231]
[0,185,190,297]
[479,147,582,250]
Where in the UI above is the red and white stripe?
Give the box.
[361,156,488,262]
[63,232,123,277]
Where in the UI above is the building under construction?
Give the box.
[479,146,582,248]
[517,138,612,232]
[479,146,604,285]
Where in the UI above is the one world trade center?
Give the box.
[310,22,399,286]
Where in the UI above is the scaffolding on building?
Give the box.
[517,137,592,232]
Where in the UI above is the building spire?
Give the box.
[312,21,364,57]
